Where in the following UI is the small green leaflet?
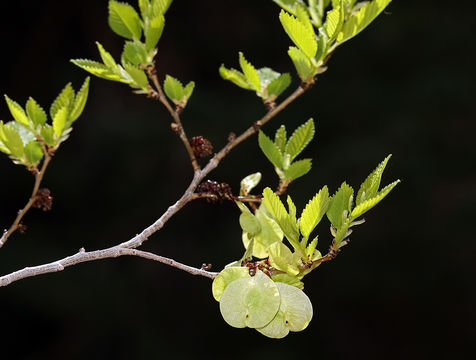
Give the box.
[219,65,252,90]
[123,63,149,89]
[267,73,292,99]
[337,0,392,44]
[4,96,29,127]
[96,42,119,71]
[69,77,90,123]
[50,82,74,120]
[71,59,124,82]
[274,125,287,154]
[108,0,142,40]
[326,182,354,229]
[0,122,23,159]
[268,242,300,276]
[299,186,330,238]
[239,52,261,92]
[122,41,148,66]
[273,0,306,15]
[24,141,43,165]
[26,97,47,128]
[285,118,315,161]
[356,154,392,205]
[258,131,283,169]
[351,179,400,219]
[145,14,165,51]
[325,1,344,40]
[284,158,312,180]
[163,75,195,106]
[295,3,314,34]
[288,46,313,80]
[279,10,317,59]
[52,107,68,137]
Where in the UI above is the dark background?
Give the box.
[0,0,474,359]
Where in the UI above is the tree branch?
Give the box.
[0,82,311,286]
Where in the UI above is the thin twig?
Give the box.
[145,65,200,172]
[0,153,52,249]
[0,82,312,286]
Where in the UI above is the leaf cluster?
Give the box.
[0,79,90,167]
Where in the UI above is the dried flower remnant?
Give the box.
[190,136,213,158]
[197,180,234,202]
[33,188,53,211]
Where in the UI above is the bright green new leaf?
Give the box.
[122,41,148,66]
[273,0,306,15]
[351,179,400,219]
[24,141,43,165]
[151,0,173,15]
[163,75,184,102]
[4,96,29,127]
[356,154,392,205]
[240,172,262,194]
[257,67,280,89]
[285,118,315,161]
[256,282,313,338]
[337,0,392,44]
[0,123,24,159]
[26,97,47,128]
[69,77,90,123]
[300,186,330,238]
[305,236,319,258]
[145,14,165,51]
[262,188,300,249]
[50,83,74,120]
[6,121,35,146]
[295,3,314,34]
[71,59,124,82]
[212,267,250,301]
[268,242,300,276]
[258,131,284,169]
[219,270,281,329]
[287,196,297,225]
[284,158,312,180]
[267,73,292,99]
[327,182,354,229]
[96,42,119,71]
[108,0,142,40]
[40,125,55,146]
[219,65,252,90]
[123,63,149,89]
[52,106,68,137]
[274,125,287,154]
[288,46,313,81]
[325,2,344,40]
[138,0,150,19]
[183,81,195,99]
[239,52,261,92]
[279,10,317,59]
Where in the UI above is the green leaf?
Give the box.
[356,154,392,205]
[325,2,344,40]
[52,106,68,137]
[240,172,262,194]
[271,273,304,290]
[219,65,252,90]
[284,158,312,180]
[4,95,29,127]
[273,0,306,15]
[299,186,330,238]
[183,81,195,99]
[279,10,317,59]
[69,77,90,123]
[24,141,43,165]
[151,0,173,15]
[219,270,280,329]
[326,182,354,229]
[26,97,47,128]
[6,121,35,146]
[96,42,119,72]
[288,46,313,80]
[257,67,280,89]
[258,131,283,169]
[337,0,392,44]
[0,123,24,159]
[71,59,124,82]
[262,188,300,250]
[40,125,55,146]
[256,282,313,338]
[121,41,148,66]
[268,242,300,276]
[305,236,319,258]
[351,179,400,219]
[123,63,149,89]
[267,73,292,99]
[108,0,142,40]
[138,0,150,19]
[50,83,74,120]
[145,14,165,51]
[274,125,287,154]
[239,52,261,92]
[285,118,315,161]
[163,75,184,103]
[295,3,314,34]
[212,267,250,301]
